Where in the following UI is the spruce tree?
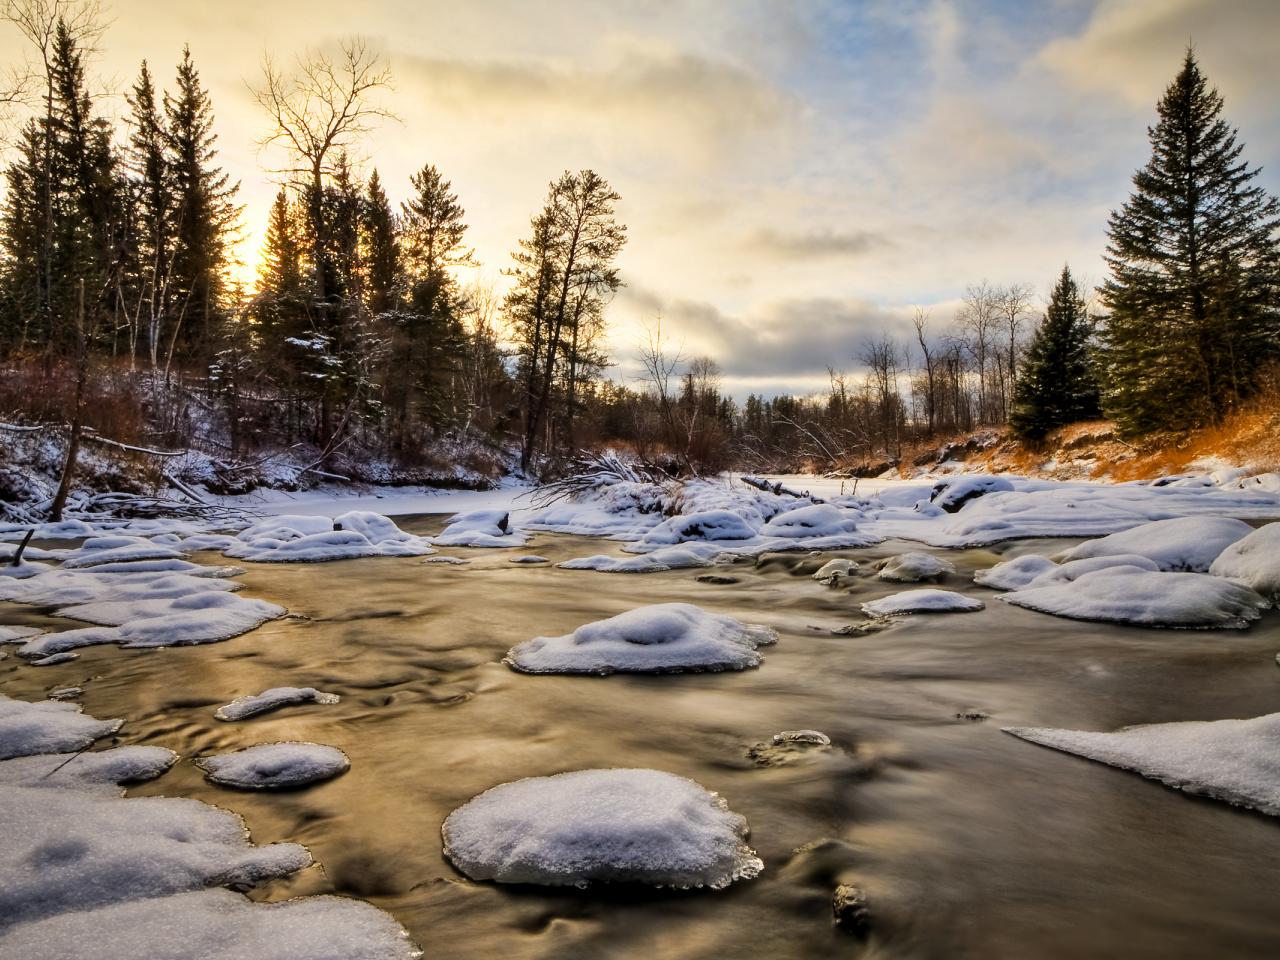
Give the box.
[1009,266,1100,442]
[1100,50,1280,435]
[124,60,173,366]
[164,45,239,362]
[362,169,400,317]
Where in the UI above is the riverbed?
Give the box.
[4,517,1279,959]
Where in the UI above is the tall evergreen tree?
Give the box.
[362,169,399,318]
[163,45,239,364]
[1100,50,1280,435]
[1009,266,1100,442]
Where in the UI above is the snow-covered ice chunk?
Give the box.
[0,695,123,760]
[506,603,777,674]
[0,625,41,643]
[861,589,985,617]
[423,555,470,565]
[0,888,420,960]
[196,742,350,790]
[558,543,719,573]
[813,558,858,583]
[875,552,955,583]
[442,768,762,888]
[0,745,176,792]
[215,687,340,722]
[929,475,1014,512]
[1059,516,1253,572]
[1003,566,1269,629]
[759,503,859,538]
[509,555,549,564]
[227,511,434,562]
[434,509,527,548]
[0,568,239,608]
[0,560,50,579]
[1005,712,1280,816]
[973,554,1058,590]
[31,651,78,665]
[60,536,187,569]
[1209,522,1280,600]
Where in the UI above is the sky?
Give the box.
[2,0,1278,398]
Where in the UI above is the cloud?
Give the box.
[747,227,892,259]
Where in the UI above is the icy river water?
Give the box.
[5,516,1280,959]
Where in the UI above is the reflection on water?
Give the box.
[4,519,1280,959]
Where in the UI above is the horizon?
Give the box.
[2,0,1277,399]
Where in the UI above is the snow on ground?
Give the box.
[0,694,123,759]
[441,768,762,889]
[1005,712,1280,816]
[226,511,435,562]
[433,509,528,548]
[861,589,985,617]
[196,742,350,790]
[0,696,418,959]
[1209,522,1280,600]
[214,687,341,722]
[210,478,531,520]
[1002,566,1269,629]
[60,535,187,569]
[875,552,955,582]
[506,603,777,675]
[1057,516,1253,572]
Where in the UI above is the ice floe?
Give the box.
[558,543,719,573]
[1002,566,1269,629]
[1058,516,1253,572]
[1209,522,1280,600]
[1005,712,1280,816]
[973,553,1058,590]
[442,768,762,888]
[0,694,123,759]
[196,742,350,790]
[214,687,341,722]
[0,745,177,790]
[60,535,186,569]
[505,602,777,674]
[875,552,955,582]
[861,589,985,617]
[226,511,434,562]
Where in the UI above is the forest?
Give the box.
[0,1,1277,512]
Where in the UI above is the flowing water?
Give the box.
[4,518,1280,959]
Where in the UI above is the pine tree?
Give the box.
[362,169,399,317]
[1100,50,1280,435]
[254,188,308,344]
[1009,266,1100,442]
[164,45,239,364]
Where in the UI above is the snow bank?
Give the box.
[637,509,759,547]
[929,475,1014,512]
[558,543,720,573]
[60,535,186,569]
[875,552,955,582]
[1003,566,1269,629]
[861,589,985,617]
[1209,522,1280,599]
[1059,516,1253,572]
[759,503,860,538]
[1005,712,1280,816]
[227,511,434,562]
[506,603,777,674]
[433,509,527,548]
[196,742,350,790]
[442,768,762,888]
[0,695,123,759]
[214,687,340,722]
[973,554,1058,590]
[813,558,858,583]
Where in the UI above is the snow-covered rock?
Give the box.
[1003,566,1269,629]
[506,603,777,674]
[0,695,123,760]
[196,742,350,790]
[1059,516,1253,572]
[434,509,527,548]
[759,503,860,538]
[442,768,762,888]
[214,687,340,722]
[1005,712,1280,816]
[509,555,549,564]
[929,475,1014,512]
[973,554,1057,590]
[1209,522,1280,599]
[813,558,858,583]
[875,552,955,582]
[558,543,720,573]
[861,589,985,617]
[637,509,759,547]
[227,511,434,562]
